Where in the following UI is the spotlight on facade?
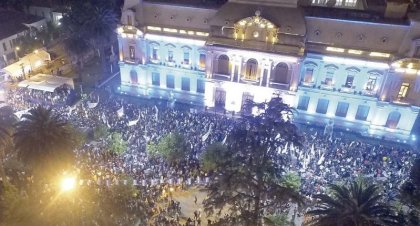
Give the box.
[412,135,416,141]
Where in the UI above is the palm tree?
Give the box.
[14,106,75,176]
[308,180,399,226]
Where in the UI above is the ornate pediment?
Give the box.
[233,10,279,44]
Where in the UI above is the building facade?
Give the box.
[118,0,420,142]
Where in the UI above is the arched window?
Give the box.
[130,70,138,84]
[245,58,258,80]
[271,63,289,84]
[385,111,401,129]
[218,55,230,75]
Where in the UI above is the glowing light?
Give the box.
[395,68,405,73]
[196,32,209,37]
[121,33,127,38]
[326,47,345,53]
[34,60,42,68]
[322,56,389,69]
[369,52,390,58]
[117,27,123,34]
[239,20,246,26]
[187,31,195,35]
[15,46,20,51]
[407,63,413,69]
[406,69,417,74]
[227,49,298,63]
[348,49,363,55]
[147,26,161,31]
[163,28,178,33]
[34,50,39,54]
[61,177,76,192]
[144,34,205,46]
[179,30,187,34]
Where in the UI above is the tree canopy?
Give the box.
[308,180,399,226]
[203,97,303,226]
[147,132,190,165]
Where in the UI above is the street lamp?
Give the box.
[60,176,76,192]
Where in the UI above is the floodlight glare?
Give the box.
[61,177,76,192]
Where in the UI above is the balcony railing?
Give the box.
[300,81,315,87]
[123,57,141,64]
[212,73,231,81]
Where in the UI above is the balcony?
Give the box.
[361,89,377,97]
[269,82,289,90]
[213,73,231,81]
[240,77,259,85]
[180,62,191,69]
[300,81,315,87]
[320,81,334,90]
[165,61,176,67]
[339,85,356,94]
[390,96,413,106]
[150,58,160,64]
[123,57,141,65]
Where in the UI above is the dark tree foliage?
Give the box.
[61,0,119,75]
[203,96,303,226]
[308,180,399,226]
[13,106,76,177]
[400,158,420,225]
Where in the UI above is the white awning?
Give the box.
[18,74,74,92]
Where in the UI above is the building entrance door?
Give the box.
[241,92,254,115]
[215,88,226,108]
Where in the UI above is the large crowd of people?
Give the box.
[4,86,418,225]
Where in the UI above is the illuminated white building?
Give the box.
[118,0,420,142]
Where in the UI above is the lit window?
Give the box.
[183,51,190,64]
[397,83,410,99]
[168,50,174,62]
[127,15,132,26]
[129,46,135,59]
[366,76,377,91]
[199,53,206,68]
[369,52,390,58]
[147,26,161,31]
[324,71,334,85]
[303,68,314,83]
[163,28,178,33]
[348,49,363,55]
[326,47,345,53]
[152,47,158,60]
[196,32,209,37]
[344,73,355,88]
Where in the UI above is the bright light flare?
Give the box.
[60,177,76,192]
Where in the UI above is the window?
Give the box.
[414,46,420,58]
[197,79,205,93]
[152,47,158,60]
[129,46,135,59]
[183,51,190,64]
[316,98,329,114]
[127,15,132,26]
[130,70,138,84]
[245,59,258,80]
[271,63,289,84]
[181,77,190,91]
[168,50,174,62]
[152,72,160,86]
[297,96,310,111]
[218,55,230,75]
[355,105,370,121]
[386,111,401,129]
[2,43,6,52]
[166,74,175,88]
[344,74,355,88]
[324,71,334,85]
[335,102,349,117]
[303,68,314,83]
[366,76,377,91]
[199,53,206,68]
[398,83,410,99]
[9,40,13,49]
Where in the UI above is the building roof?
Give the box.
[0,9,44,40]
[144,0,228,9]
[209,2,306,36]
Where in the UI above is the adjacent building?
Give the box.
[0,9,46,68]
[117,0,420,142]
